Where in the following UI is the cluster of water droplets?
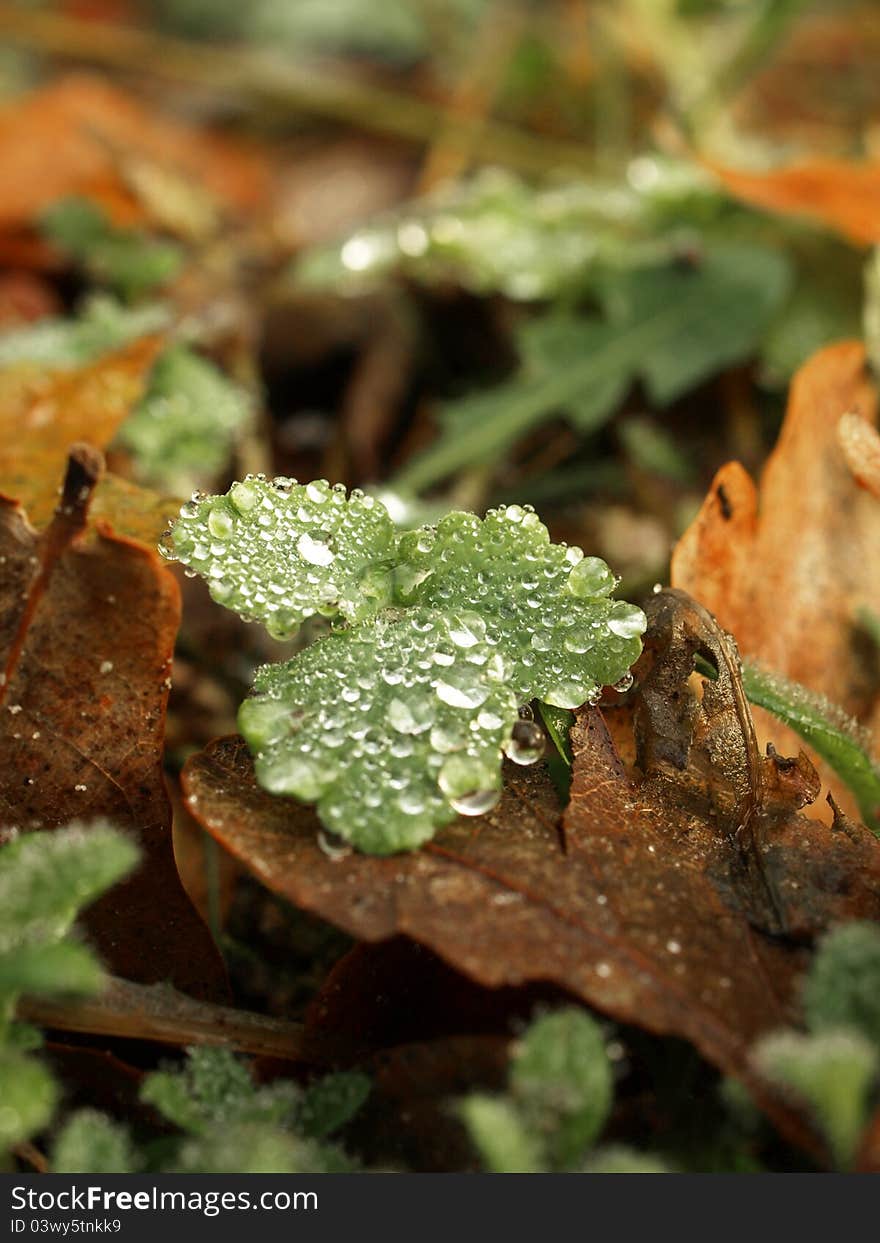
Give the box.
[159,476,397,639]
[390,504,646,709]
[162,479,646,852]
[239,609,522,854]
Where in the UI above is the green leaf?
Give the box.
[42,198,182,300]
[582,1144,672,1173]
[163,476,398,639]
[298,1071,371,1139]
[117,346,252,494]
[741,661,880,835]
[141,1046,299,1136]
[0,822,139,958]
[0,1049,57,1152]
[393,507,645,706]
[240,608,519,854]
[51,1110,138,1174]
[295,162,725,301]
[0,941,105,1001]
[173,484,644,852]
[751,1029,877,1169]
[139,1048,358,1174]
[394,241,790,492]
[173,1123,341,1174]
[458,1095,544,1173]
[509,1009,613,1169]
[0,294,168,368]
[803,923,880,1051]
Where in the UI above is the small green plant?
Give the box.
[116,344,253,494]
[52,1047,370,1174]
[750,922,880,1169]
[0,293,169,368]
[163,479,646,852]
[0,822,139,1163]
[0,296,251,495]
[458,1008,668,1173]
[42,198,182,301]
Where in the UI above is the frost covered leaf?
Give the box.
[51,1110,139,1174]
[751,1029,878,1168]
[117,346,252,495]
[164,477,397,639]
[141,1046,300,1135]
[240,609,518,853]
[509,1009,612,1169]
[0,821,138,963]
[139,1047,359,1174]
[393,506,645,707]
[0,1050,57,1152]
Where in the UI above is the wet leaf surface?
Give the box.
[672,342,880,817]
[0,446,225,999]
[183,588,880,1155]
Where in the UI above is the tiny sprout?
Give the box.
[166,480,646,853]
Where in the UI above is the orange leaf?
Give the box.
[0,334,163,530]
[0,73,273,236]
[672,342,880,817]
[708,157,880,246]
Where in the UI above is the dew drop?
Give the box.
[318,830,352,861]
[207,505,235,540]
[229,481,257,513]
[450,788,501,816]
[607,602,647,639]
[503,719,545,766]
[567,555,617,599]
[297,532,335,567]
[435,674,489,709]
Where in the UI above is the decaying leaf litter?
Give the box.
[1,1,880,1175]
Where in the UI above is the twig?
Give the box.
[17,975,365,1067]
[12,1142,48,1174]
[0,7,596,179]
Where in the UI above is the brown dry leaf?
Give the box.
[707,157,880,246]
[672,342,880,816]
[0,73,272,237]
[0,445,225,1000]
[0,334,181,545]
[182,589,880,1157]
